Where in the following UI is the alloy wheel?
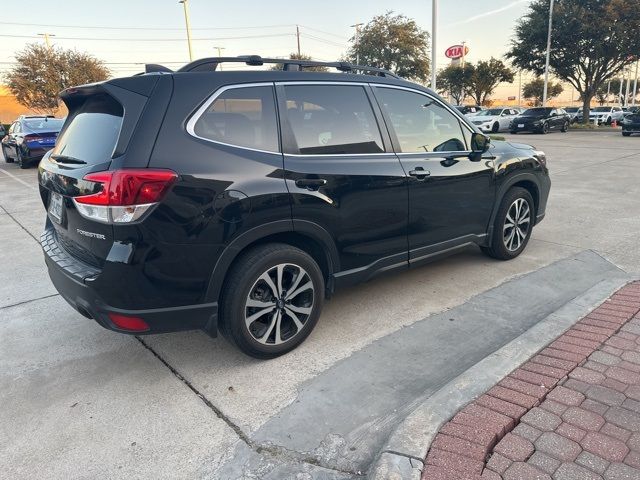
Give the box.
[503,198,531,252]
[244,263,314,345]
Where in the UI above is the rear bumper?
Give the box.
[42,227,217,335]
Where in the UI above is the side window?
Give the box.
[281,85,384,155]
[375,87,469,153]
[192,85,278,152]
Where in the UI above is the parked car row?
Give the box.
[1,115,64,168]
[510,107,571,134]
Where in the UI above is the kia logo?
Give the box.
[445,45,470,60]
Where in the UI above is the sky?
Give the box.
[0,0,576,102]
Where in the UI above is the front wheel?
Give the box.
[491,122,500,133]
[540,122,549,134]
[481,187,535,260]
[220,243,324,359]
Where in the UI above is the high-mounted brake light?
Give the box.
[73,169,177,224]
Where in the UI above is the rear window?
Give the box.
[192,85,279,152]
[51,94,123,165]
[23,118,64,131]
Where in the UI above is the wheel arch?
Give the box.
[487,173,541,244]
[204,220,340,309]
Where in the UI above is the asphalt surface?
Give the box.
[1,131,639,479]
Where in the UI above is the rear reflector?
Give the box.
[108,313,150,332]
[73,169,177,224]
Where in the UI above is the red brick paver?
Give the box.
[422,282,640,479]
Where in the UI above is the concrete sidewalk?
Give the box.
[421,282,640,480]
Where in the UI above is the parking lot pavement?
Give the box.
[1,131,639,479]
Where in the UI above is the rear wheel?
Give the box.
[623,132,631,137]
[509,130,517,135]
[481,187,534,261]
[541,122,550,134]
[16,147,28,169]
[220,243,324,359]
[2,145,14,163]
[561,121,569,132]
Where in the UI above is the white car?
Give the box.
[469,107,521,133]
[588,106,624,125]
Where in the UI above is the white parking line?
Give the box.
[0,168,37,190]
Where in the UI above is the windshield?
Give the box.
[522,108,552,116]
[477,109,504,116]
[23,118,65,131]
[593,107,611,112]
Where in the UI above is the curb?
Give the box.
[367,276,637,480]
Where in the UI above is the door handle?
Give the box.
[295,178,327,191]
[408,167,431,180]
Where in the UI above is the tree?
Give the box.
[506,0,640,123]
[4,44,109,114]
[436,65,472,104]
[269,53,328,72]
[345,11,430,82]
[523,77,564,106]
[465,58,514,105]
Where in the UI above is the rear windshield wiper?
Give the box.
[51,154,87,165]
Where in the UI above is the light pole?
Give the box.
[431,0,438,90]
[625,65,632,108]
[179,0,194,62]
[350,23,364,65]
[542,0,555,106]
[296,25,301,57]
[633,61,639,107]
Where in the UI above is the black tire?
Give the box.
[2,145,14,163]
[561,121,569,133]
[481,187,535,261]
[540,122,549,134]
[220,243,324,359]
[622,132,631,137]
[510,130,517,135]
[16,147,28,169]
[491,122,500,133]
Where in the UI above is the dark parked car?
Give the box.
[2,115,64,168]
[622,111,640,136]
[39,56,550,358]
[510,107,571,134]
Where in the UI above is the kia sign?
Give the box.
[445,45,469,60]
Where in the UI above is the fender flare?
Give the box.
[203,219,340,305]
[487,172,542,244]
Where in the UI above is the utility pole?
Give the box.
[37,33,55,51]
[619,72,625,105]
[542,0,555,106]
[606,80,611,107]
[431,0,438,90]
[179,0,194,62]
[213,46,225,70]
[350,23,364,65]
[296,25,301,57]
[633,61,639,107]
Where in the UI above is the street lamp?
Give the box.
[213,46,226,70]
[431,0,438,90]
[542,0,555,106]
[178,0,194,62]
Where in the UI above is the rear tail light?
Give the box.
[73,169,177,224]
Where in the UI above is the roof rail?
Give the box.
[169,55,400,78]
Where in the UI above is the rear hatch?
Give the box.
[38,76,162,267]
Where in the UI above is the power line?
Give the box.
[0,33,295,42]
[0,21,295,31]
[298,25,349,40]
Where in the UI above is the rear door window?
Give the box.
[280,84,384,155]
[192,85,279,152]
[52,94,123,165]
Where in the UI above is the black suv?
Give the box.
[39,56,550,358]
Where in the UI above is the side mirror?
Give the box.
[470,132,490,161]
